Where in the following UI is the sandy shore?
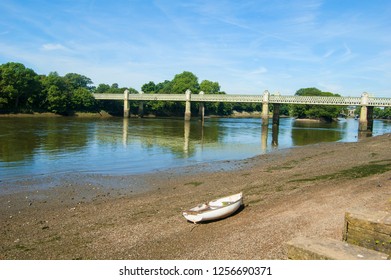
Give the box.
[1,134,390,260]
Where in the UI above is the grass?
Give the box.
[247,198,264,205]
[289,159,391,183]
[184,181,203,187]
[13,244,34,252]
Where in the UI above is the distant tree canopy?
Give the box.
[140,71,236,116]
[291,87,344,122]
[2,62,389,119]
[0,62,42,112]
[374,107,391,119]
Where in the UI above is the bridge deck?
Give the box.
[93,93,391,107]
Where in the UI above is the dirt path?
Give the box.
[1,134,390,259]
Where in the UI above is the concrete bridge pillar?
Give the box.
[261,90,270,126]
[199,91,205,123]
[359,92,373,135]
[185,89,191,121]
[123,89,130,118]
[138,91,144,118]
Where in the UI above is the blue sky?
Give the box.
[0,0,390,97]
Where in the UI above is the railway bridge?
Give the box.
[93,90,391,134]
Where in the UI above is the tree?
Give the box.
[291,87,343,121]
[200,80,220,94]
[64,73,93,91]
[199,80,234,115]
[72,88,98,112]
[156,80,172,93]
[171,71,199,94]
[374,107,391,119]
[95,83,111,93]
[42,72,71,114]
[141,81,156,93]
[0,62,41,112]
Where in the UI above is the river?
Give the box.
[1,116,390,185]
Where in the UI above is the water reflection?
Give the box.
[291,120,343,146]
[0,117,90,162]
[272,124,279,146]
[1,117,390,181]
[184,120,190,155]
[122,117,128,146]
[261,125,268,152]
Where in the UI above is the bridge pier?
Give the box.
[185,89,191,121]
[123,89,130,118]
[138,91,144,117]
[358,92,373,135]
[199,91,205,123]
[261,90,270,126]
[138,102,144,117]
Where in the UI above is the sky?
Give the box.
[0,0,390,97]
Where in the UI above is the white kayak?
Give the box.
[182,192,243,223]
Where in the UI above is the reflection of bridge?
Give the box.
[94,90,391,135]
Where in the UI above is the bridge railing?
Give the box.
[368,97,391,106]
[93,93,391,107]
[269,95,362,105]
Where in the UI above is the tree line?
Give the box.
[1,62,390,119]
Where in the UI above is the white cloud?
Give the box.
[41,43,68,51]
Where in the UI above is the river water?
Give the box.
[1,117,391,184]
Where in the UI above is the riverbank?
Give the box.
[0,111,114,118]
[1,134,390,259]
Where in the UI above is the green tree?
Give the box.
[199,80,233,115]
[141,81,156,93]
[291,87,343,121]
[384,107,391,119]
[94,83,138,115]
[46,85,68,114]
[64,73,93,91]
[156,80,172,93]
[171,71,199,94]
[200,80,220,94]
[0,62,41,112]
[72,88,98,112]
[95,83,111,93]
[42,72,70,114]
[374,107,391,119]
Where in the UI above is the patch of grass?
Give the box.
[47,235,61,242]
[243,185,267,195]
[184,181,203,187]
[266,157,314,172]
[267,164,295,172]
[289,160,391,183]
[14,244,34,252]
[247,198,264,205]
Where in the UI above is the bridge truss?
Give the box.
[93,93,391,107]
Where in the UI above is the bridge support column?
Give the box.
[199,91,205,123]
[358,92,373,135]
[138,91,144,117]
[123,89,130,118]
[185,89,191,121]
[261,90,270,126]
[138,102,144,117]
